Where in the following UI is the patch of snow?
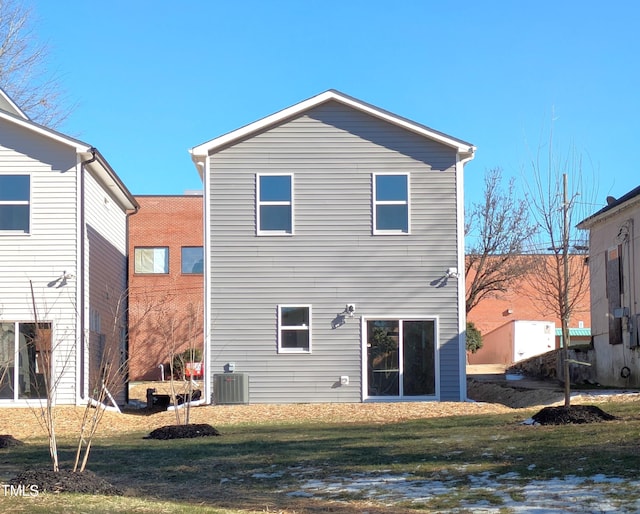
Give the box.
[286,469,640,512]
[251,471,284,479]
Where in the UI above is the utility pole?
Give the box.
[562,173,571,407]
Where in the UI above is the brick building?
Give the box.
[467,255,591,365]
[127,194,204,381]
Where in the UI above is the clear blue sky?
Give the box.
[34,1,639,213]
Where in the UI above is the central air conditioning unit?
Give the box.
[213,373,249,405]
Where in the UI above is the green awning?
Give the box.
[555,328,591,337]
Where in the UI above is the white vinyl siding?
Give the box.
[0,120,79,404]
[83,171,130,405]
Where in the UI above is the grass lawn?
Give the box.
[1,401,639,513]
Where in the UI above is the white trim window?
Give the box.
[373,173,409,234]
[0,174,30,233]
[257,174,293,235]
[278,305,311,353]
[363,317,437,400]
[134,247,169,274]
[0,321,51,401]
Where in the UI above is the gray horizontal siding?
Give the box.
[208,101,462,403]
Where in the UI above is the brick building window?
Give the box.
[181,246,203,274]
[134,247,169,274]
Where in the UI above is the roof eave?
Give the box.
[578,192,640,230]
[190,90,476,158]
[80,149,139,212]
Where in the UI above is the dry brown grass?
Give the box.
[1,400,515,441]
[3,379,637,443]
[1,379,517,441]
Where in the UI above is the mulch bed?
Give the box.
[144,423,221,440]
[532,405,617,425]
[0,434,24,448]
[8,469,122,495]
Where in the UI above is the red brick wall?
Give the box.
[466,255,591,364]
[127,195,204,381]
[466,255,591,334]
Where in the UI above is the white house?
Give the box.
[190,90,475,404]
[577,186,640,387]
[0,89,137,406]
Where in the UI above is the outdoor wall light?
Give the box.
[446,267,459,279]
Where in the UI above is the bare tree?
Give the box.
[525,142,592,407]
[157,299,204,426]
[73,288,130,473]
[0,0,70,127]
[465,167,537,315]
[27,281,76,472]
[128,280,204,425]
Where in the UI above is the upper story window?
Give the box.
[257,174,293,235]
[278,305,311,353]
[373,173,409,234]
[181,246,203,274]
[0,175,30,233]
[134,247,169,274]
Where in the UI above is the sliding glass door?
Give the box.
[0,322,51,401]
[366,319,435,399]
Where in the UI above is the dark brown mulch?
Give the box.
[144,423,221,440]
[9,469,122,495]
[532,405,617,425]
[0,434,24,448]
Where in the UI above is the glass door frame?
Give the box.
[361,316,439,402]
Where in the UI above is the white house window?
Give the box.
[134,247,169,274]
[181,246,203,274]
[0,322,51,400]
[373,173,409,234]
[278,305,311,353]
[0,175,30,233]
[257,174,293,234]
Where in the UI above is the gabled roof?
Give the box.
[190,89,476,165]
[0,88,137,212]
[577,184,640,229]
[0,88,28,119]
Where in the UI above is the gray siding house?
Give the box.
[190,90,475,403]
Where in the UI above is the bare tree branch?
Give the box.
[524,131,595,407]
[0,0,71,127]
[465,167,537,314]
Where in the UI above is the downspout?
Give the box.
[124,203,140,405]
[457,149,475,402]
[78,147,97,402]
[193,155,211,404]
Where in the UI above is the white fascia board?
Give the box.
[190,90,476,158]
[80,150,138,212]
[0,106,137,212]
[577,197,640,230]
[0,88,29,119]
[0,109,90,152]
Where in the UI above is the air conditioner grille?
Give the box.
[213,373,249,404]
